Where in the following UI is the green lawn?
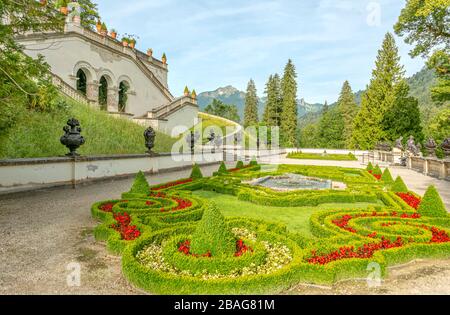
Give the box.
[193,190,381,237]
[287,152,358,161]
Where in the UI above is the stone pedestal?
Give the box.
[392,148,403,165]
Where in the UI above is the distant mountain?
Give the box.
[197,86,324,121]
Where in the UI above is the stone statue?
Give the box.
[406,135,420,156]
[395,136,404,150]
[425,138,437,157]
[60,118,85,157]
[144,126,156,154]
[234,132,242,145]
[207,129,215,143]
[442,138,450,158]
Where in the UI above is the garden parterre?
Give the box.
[91,162,450,294]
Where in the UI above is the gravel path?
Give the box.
[0,160,449,295]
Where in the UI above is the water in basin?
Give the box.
[244,173,334,191]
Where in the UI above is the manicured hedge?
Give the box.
[90,163,450,294]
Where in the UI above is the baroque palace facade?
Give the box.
[16,9,198,136]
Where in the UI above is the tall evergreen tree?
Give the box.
[263,74,282,127]
[318,106,345,148]
[243,79,259,127]
[337,81,359,147]
[382,80,424,143]
[280,59,298,147]
[351,33,405,149]
[78,0,100,29]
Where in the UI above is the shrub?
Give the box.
[189,203,236,257]
[381,168,394,183]
[190,163,203,179]
[366,162,374,171]
[391,176,408,193]
[217,162,227,174]
[235,160,244,169]
[418,186,448,217]
[129,171,149,194]
[249,157,258,166]
[372,165,382,176]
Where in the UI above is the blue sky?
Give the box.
[96,0,426,103]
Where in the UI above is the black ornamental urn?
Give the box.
[144,126,156,154]
[60,118,85,157]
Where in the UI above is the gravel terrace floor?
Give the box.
[0,161,449,295]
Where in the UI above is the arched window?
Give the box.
[98,76,108,110]
[76,69,87,95]
[118,81,129,113]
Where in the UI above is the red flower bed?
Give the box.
[159,197,192,213]
[111,212,141,241]
[228,166,252,173]
[177,240,211,258]
[430,227,450,243]
[396,192,421,210]
[151,179,193,191]
[99,202,115,212]
[172,197,192,211]
[308,236,403,265]
[235,239,253,257]
[368,170,381,180]
[177,239,253,258]
[332,211,421,234]
[145,201,154,206]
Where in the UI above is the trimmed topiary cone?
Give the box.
[129,171,150,194]
[190,163,203,179]
[217,161,227,174]
[391,176,408,193]
[372,165,382,175]
[418,186,448,217]
[235,160,244,169]
[249,156,258,166]
[190,203,236,257]
[367,162,374,171]
[381,168,394,183]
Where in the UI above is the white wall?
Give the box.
[0,153,222,189]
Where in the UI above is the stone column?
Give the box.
[107,87,119,112]
[423,158,429,175]
[86,81,100,107]
[439,160,446,180]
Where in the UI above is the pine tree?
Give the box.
[351,33,405,149]
[280,59,298,147]
[337,81,359,147]
[243,79,259,127]
[78,0,100,30]
[263,74,282,127]
[382,80,424,143]
[317,106,345,148]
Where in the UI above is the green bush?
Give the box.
[235,160,244,168]
[249,157,258,166]
[190,163,203,179]
[217,162,227,174]
[418,186,448,217]
[372,165,382,175]
[391,176,408,193]
[381,168,394,183]
[129,171,150,194]
[366,162,374,171]
[190,203,236,256]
